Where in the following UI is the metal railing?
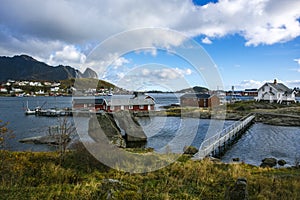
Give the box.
[195,113,255,159]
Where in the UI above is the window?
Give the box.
[269,87,272,92]
[121,105,124,110]
[139,105,144,109]
[129,105,133,110]
[262,87,265,92]
[110,106,114,111]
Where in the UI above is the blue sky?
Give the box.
[0,0,300,91]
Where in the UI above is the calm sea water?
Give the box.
[222,123,300,166]
[0,95,299,166]
[0,96,72,151]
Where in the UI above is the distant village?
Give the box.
[0,79,67,96]
[1,79,299,112]
[0,79,117,97]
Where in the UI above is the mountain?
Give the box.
[80,67,98,79]
[0,55,98,82]
[177,86,209,93]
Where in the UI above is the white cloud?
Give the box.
[112,57,130,69]
[294,58,300,65]
[103,65,194,91]
[234,79,300,90]
[139,67,192,80]
[135,48,157,57]
[117,72,125,79]
[185,68,192,75]
[235,80,264,90]
[285,80,300,88]
[290,68,300,73]
[0,0,300,66]
[202,37,212,44]
[48,45,86,70]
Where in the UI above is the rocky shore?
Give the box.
[134,108,300,126]
[254,112,300,126]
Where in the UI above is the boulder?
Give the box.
[278,159,287,166]
[90,115,126,148]
[183,146,198,155]
[19,135,70,145]
[225,177,248,200]
[113,111,147,142]
[260,157,277,168]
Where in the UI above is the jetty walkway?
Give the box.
[194,114,255,159]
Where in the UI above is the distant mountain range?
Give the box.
[176,86,209,93]
[0,55,98,82]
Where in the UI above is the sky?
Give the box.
[0,0,300,91]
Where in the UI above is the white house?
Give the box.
[256,79,297,103]
[11,88,24,93]
[50,87,60,92]
[35,90,45,95]
[0,87,8,93]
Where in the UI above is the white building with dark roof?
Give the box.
[255,79,297,103]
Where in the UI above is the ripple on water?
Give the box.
[222,123,300,166]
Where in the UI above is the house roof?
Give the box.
[73,94,155,106]
[72,97,106,105]
[259,82,294,94]
[107,97,154,106]
[180,93,215,99]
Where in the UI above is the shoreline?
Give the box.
[134,109,300,126]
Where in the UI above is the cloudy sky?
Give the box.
[0,0,300,90]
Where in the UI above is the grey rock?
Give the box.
[260,157,277,168]
[113,111,147,142]
[183,146,198,155]
[278,159,287,166]
[225,177,248,200]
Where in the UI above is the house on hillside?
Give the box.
[180,93,220,108]
[73,93,155,112]
[0,87,8,93]
[255,79,297,103]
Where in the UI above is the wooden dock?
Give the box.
[194,114,255,159]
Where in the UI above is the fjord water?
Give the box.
[0,96,72,151]
[0,95,299,166]
[222,123,300,166]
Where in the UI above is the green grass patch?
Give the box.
[1,150,300,199]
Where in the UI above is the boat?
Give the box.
[24,101,36,115]
[24,101,42,115]
[107,88,113,96]
[25,108,36,115]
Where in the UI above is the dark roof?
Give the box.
[72,97,106,105]
[73,94,155,106]
[180,93,213,99]
[268,83,291,92]
[245,89,258,92]
[259,82,293,94]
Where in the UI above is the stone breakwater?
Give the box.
[89,111,147,148]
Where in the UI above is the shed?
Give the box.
[180,93,220,108]
[72,94,155,112]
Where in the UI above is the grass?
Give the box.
[1,147,300,200]
[226,100,300,113]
